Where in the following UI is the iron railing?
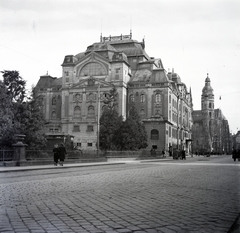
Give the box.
[0,150,14,162]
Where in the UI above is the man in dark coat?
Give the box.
[181,149,186,160]
[53,144,59,166]
[232,149,237,161]
[58,143,67,166]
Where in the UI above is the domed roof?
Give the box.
[202,74,214,96]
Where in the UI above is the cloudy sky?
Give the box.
[0,0,240,133]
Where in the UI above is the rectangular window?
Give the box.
[87,125,94,132]
[73,125,80,132]
[87,143,93,147]
[49,128,58,133]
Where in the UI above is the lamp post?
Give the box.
[97,84,100,156]
[177,94,180,149]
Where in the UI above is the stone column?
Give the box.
[12,134,27,166]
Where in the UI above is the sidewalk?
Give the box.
[0,161,128,173]
[0,156,175,173]
[0,154,223,173]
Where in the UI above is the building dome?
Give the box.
[202,73,214,97]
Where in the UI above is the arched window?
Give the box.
[79,62,107,76]
[88,105,95,117]
[51,111,56,119]
[209,102,211,108]
[155,93,161,103]
[140,94,145,103]
[52,97,56,105]
[151,129,159,140]
[129,94,134,103]
[140,109,145,116]
[74,106,81,118]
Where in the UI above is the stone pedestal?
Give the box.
[12,134,27,166]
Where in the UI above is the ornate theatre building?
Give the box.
[35,32,193,153]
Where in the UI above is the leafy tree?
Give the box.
[1,70,26,103]
[114,104,148,150]
[0,71,47,149]
[99,92,148,151]
[128,104,148,149]
[99,108,123,151]
[22,88,47,149]
[100,87,121,150]
[112,120,137,150]
[0,81,16,147]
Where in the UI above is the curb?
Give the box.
[0,162,126,173]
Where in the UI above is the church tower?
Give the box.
[201,73,214,119]
[201,74,215,152]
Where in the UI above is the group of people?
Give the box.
[232,148,240,161]
[53,143,67,166]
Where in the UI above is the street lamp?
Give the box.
[97,84,100,156]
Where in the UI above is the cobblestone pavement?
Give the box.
[0,156,240,233]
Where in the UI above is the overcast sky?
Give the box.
[0,0,240,133]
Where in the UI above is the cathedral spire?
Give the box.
[201,73,214,118]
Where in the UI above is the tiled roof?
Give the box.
[130,69,168,83]
[36,75,62,88]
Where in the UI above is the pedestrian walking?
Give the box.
[181,149,186,160]
[58,143,67,166]
[53,144,59,166]
[232,149,237,161]
[162,149,165,158]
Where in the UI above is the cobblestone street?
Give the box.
[0,155,240,233]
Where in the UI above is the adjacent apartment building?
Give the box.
[34,32,193,153]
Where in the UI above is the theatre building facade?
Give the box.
[35,33,193,153]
